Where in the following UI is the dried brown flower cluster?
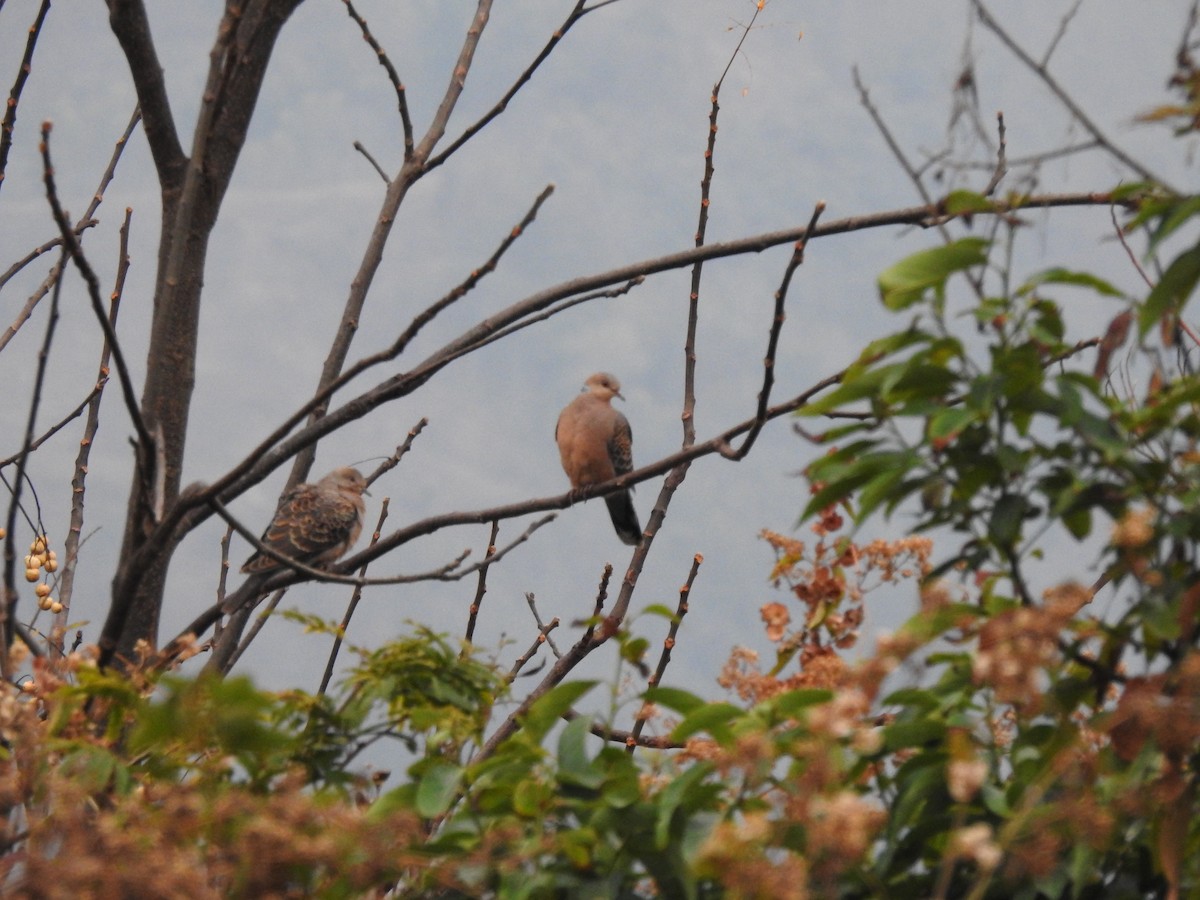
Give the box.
[971,582,1091,712]
[732,514,931,703]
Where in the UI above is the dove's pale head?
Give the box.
[583,372,624,402]
[318,466,368,495]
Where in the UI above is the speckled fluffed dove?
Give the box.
[221,466,367,613]
[555,372,642,546]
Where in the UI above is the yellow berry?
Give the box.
[30,536,46,554]
[44,559,57,573]
[46,550,56,562]
[49,601,62,614]
[0,527,6,539]
[34,584,51,598]
[38,596,53,611]
[24,568,39,583]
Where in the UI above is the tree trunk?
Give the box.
[100,0,305,665]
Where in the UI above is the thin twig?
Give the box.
[855,66,950,242]
[426,1,599,172]
[472,564,613,762]
[3,252,63,672]
[319,498,391,696]
[0,220,98,296]
[525,592,561,658]
[211,500,551,592]
[352,141,389,183]
[1040,0,1086,69]
[506,616,559,682]
[221,591,285,672]
[365,420,428,488]
[464,520,499,647]
[38,123,152,452]
[387,185,555,363]
[2,108,137,350]
[436,277,641,366]
[927,140,1101,175]
[719,201,825,461]
[973,0,1172,191]
[0,0,51,197]
[982,111,1008,197]
[342,0,414,157]
[1110,204,1155,291]
[0,384,104,468]
[566,708,685,750]
[165,515,553,653]
[628,553,701,752]
[52,209,132,644]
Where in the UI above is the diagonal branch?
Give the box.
[341,0,414,158]
[426,0,605,172]
[0,0,51,197]
[2,253,63,673]
[718,200,826,461]
[53,210,133,650]
[39,124,152,452]
[972,0,1173,192]
[105,0,185,180]
[627,553,701,752]
[111,190,1131,627]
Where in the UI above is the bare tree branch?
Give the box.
[2,106,138,352]
[39,124,152,452]
[426,1,602,173]
[718,201,826,461]
[464,520,499,647]
[506,615,559,683]
[52,209,132,648]
[105,0,185,181]
[341,0,414,158]
[317,498,390,694]
[525,592,561,659]
[973,0,1174,192]
[0,0,51,197]
[2,251,62,674]
[628,553,701,752]
[110,189,1135,656]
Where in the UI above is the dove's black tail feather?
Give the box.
[606,490,641,546]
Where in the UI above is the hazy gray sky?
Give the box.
[0,2,1194,734]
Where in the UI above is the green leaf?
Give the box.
[644,686,707,715]
[1062,505,1092,539]
[856,457,919,522]
[802,449,908,520]
[988,493,1026,546]
[1140,243,1200,337]
[557,715,604,789]
[877,238,989,310]
[927,406,977,442]
[1146,194,1200,256]
[522,681,596,742]
[884,717,947,751]
[670,702,744,744]
[943,190,996,215]
[368,784,417,822]
[1019,267,1125,298]
[621,636,650,666]
[769,688,834,717]
[415,761,462,818]
[655,763,714,849]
